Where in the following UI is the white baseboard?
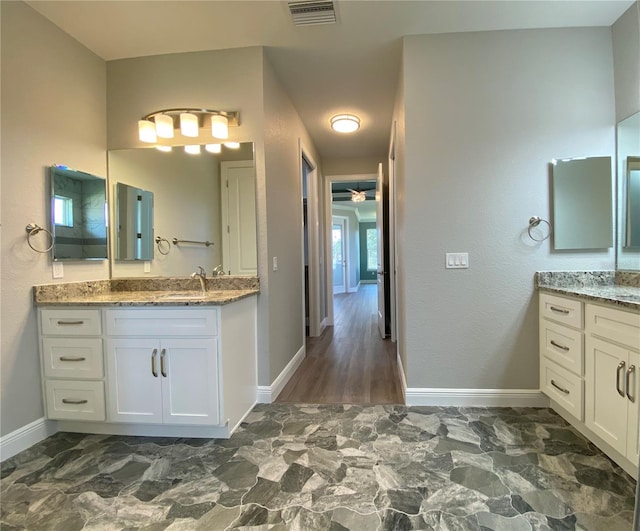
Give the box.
[0,417,57,462]
[405,388,549,408]
[348,282,360,293]
[256,345,306,403]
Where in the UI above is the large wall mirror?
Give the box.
[551,156,613,250]
[50,165,108,261]
[617,112,640,271]
[107,142,257,277]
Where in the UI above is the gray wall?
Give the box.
[612,2,640,122]
[1,1,108,437]
[399,28,616,390]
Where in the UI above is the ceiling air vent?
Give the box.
[288,1,336,26]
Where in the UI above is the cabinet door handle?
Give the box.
[549,306,570,315]
[616,361,626,397]
[550,379,570,395]
[151,348,158,377]
[160,348,167,377]
[626,365,636,403]
[62,398,88,405]
[59,356,86,362]
[56,320,85,325]
[550,340,570,351]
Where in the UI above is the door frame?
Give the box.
[331,215,349,295]
[323,173,377,326]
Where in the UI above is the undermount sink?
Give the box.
[160,292,206,300]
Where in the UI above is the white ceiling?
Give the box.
[27,0,633,161]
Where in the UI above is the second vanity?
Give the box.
[537,271,640,478]
[34,277,259,439]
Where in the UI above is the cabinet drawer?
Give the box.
[45,380,105,421]
[42,338,103,379]
[541,359,583,421]
[41,309,102,336]
[540,320,584,376]
[585,304,640,351]
[540,293,583,329]
[106,308,217,337]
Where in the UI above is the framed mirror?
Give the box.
[107,142,257,277]
[50,165,108,261]
[115,182,154,260]
[617,112,640,271]
[551,156,613,250]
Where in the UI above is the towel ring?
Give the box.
[155,236,171,255]
[528,216,552,242]
[26,223,54,253]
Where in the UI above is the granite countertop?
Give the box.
[535,271,640,312]
[33,277,259,307]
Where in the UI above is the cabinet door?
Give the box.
[160,339,219,425]
[585,337,629,455]
[626,350,640,467]
[107,338,162,423]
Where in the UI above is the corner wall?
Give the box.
[401,27,615,390]
[1,1,108,437]
[612,1,640,122]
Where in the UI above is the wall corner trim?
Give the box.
[405,388,550,408]
[256,345,305,403]
[0,417,57,462]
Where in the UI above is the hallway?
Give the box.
[276,284,404,404]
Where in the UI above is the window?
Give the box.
[366,228,377,270]
[53,195,73,227]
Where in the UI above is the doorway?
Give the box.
[331,216,348,294]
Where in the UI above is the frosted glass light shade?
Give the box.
[184,144,201,154]
[155,145,172,152]
[224,142,240,149]
[330,114,360,133]
[180,113,199,137]
[210,114,229,139]
[205,144,222,154]
[155,114,174,138]
[138,119,157,143]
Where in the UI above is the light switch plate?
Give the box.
[52,261,64,278]
[273,256,278,271]
[445,252,469,269]
[144,261,151,273]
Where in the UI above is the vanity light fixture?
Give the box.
[205,144,222,154]
[184,144,201,155]
[155,145,172,152]
[138,108,240,143]
[224,141,240,149]
[330,114,360,134]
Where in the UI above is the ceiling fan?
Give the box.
[347,188,367,202]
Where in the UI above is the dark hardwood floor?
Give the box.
[276,283,405,404]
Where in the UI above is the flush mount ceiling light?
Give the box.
[350,190,366,202]
[330,114,360,134]
[138,108,239,143]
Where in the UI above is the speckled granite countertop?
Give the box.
[535,271,640,311]
[33,277,259,307]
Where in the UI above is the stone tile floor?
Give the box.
[0,404,636,530]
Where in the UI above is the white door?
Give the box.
[332,217,347,294]
[376,163,386,338]
[107,338,162,423]
[221,160,257,275]
[160,338,219,425]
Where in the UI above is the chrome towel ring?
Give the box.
[528,216,552,242]
[155,236,171,255]
[25,223,54,253]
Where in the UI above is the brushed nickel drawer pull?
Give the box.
[151,349,158,377]
[616,361,626,397]
[549,306,570,315]
[626,365,636,403]
[550,340,570,351]
[62,398,88,405]
[550,380,570,395]
[59,356,87,362]
[56,320,85,325]
[160,348,167,377]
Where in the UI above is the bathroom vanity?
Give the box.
[34,278,258,438]
[537,272,640,478]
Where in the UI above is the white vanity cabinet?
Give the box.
[539,293,584,420]
[585,304,640,467]
[39,309,106,421]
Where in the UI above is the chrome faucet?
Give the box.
[190,265,208,293]
[212,264,226,276]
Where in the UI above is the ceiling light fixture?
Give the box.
[138,108,240,143]
[224,141,240,149]
[184,144,201,155]
[155,145,172,152]
[351,190,366,202]
[330,114,360,134]
[205,144,222,154]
